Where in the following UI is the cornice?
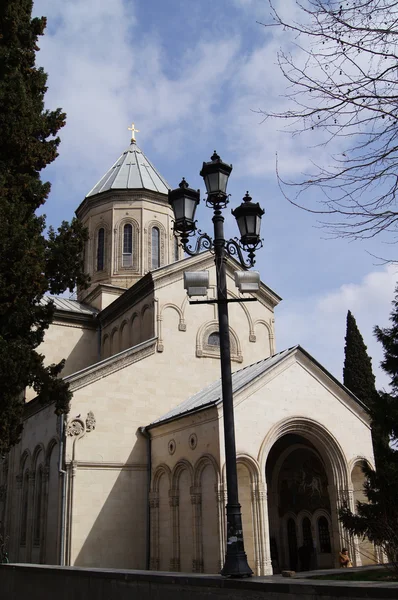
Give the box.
[64,337,157,391]
[72,461,147,471]
[76,189,170,220]
[52,310,97,329]
[98,275,155,326]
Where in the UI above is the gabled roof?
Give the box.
[40,296,98,316]
[86,141,170,197]
[148,345,367,428]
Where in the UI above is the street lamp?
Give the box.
[168,152,264,577]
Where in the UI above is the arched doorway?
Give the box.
[266,433,335,572]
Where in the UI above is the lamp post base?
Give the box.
[220,503,253,578]
[220,551,253,578]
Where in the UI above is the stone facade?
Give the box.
[0,140,378,575]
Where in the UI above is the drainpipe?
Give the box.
[58,415,67,566]
[140,426,152,570]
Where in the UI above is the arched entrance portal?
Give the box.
[266,432,338,573]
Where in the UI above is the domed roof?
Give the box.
[86,141,170,197]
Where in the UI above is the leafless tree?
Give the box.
[261,1,398,240]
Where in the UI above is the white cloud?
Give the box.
[276,264,398,389]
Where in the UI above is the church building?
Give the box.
[0,132,378,575]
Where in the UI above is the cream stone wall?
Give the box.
[147,349,375,576]
[25,319,98,402]
[4,403,60,564]
[149,408,221,573]
[225,356,373,470]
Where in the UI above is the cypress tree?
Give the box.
[340,296,398,570]
[0,0,88,454]
[343,310,377,408]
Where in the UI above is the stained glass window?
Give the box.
[97,228,105,271]
[302,517,313,547]
[318,516,331,553]
[152,227,160,270]
[122,224,133,267]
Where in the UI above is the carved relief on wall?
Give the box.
[86,411,96,432]
[66,411,96,438]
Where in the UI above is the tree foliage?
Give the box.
[262,1,398,239]
[343,310,377,406]
[0,0,88,454]
[339,292,398,571]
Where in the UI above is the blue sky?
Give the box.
[33,0,398,387]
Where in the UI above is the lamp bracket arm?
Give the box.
[225,238,253,269]
[182,231,213,256]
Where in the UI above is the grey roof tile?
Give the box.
[41,296,98,315]
[86,142,169,197]
[150,347,297,426]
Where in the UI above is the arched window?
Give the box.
[318,516,331,553]
[20,472,29,545]
[122,224,133,267]
[174,235,179,262]
[34,467,43,545]
[152,227,160,270]
[97,228,105,271]
[302,517,313,547]
[208,331,220,347]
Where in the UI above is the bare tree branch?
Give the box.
[261,1,398,239]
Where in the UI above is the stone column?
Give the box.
[169,492,180,571]
[347,488,362,566]
[256,482,273,575]
[190,486,203,573]
[149,492,159,570]
[335,487,356,568]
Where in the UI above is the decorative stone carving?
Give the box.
[170,557,180,571]
[249,333,256,342]
[169,495,179,508]
[178,322,187,332]
[66,420,84,437]
[149,495,159,509]
[168,439,176,455]
[86,411,96,432]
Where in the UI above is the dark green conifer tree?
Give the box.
[340,297,398,571]
[0,0,88,454]
[343,310,377,408]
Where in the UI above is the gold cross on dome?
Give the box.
[128,122,140,143]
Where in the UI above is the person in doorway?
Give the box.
[298,541,313,571]
[339,548,352,568]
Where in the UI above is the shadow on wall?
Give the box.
[60,327,98,378]
[72,434,148,569]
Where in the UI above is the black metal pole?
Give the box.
[212,205,253,577]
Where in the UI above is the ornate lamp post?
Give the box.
[168,152,264,577]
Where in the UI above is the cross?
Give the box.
[128,122,140,143]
